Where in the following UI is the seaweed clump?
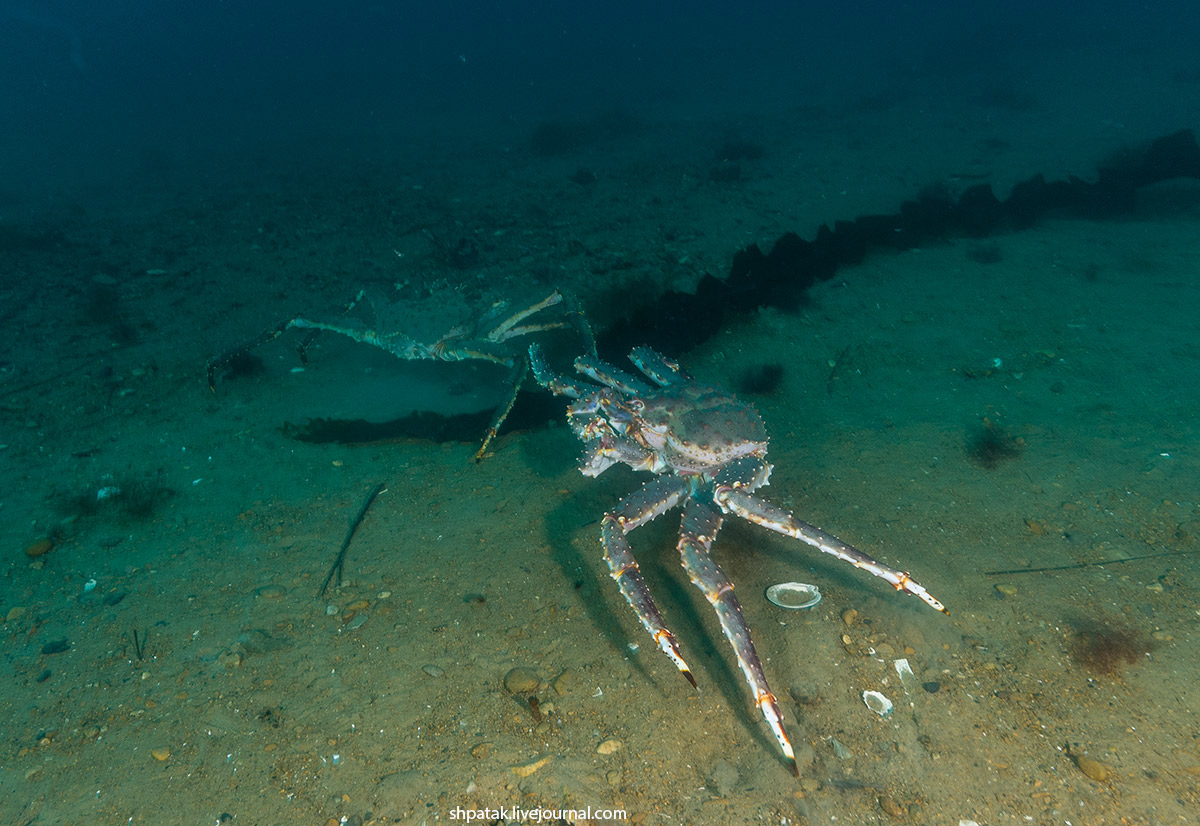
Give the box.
[966,417,1023,469]
[56,471,175,524]
[1068,618,1154,677]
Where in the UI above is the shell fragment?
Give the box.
[765,581,822,610]
[862,690,894,719]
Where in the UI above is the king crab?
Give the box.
[530,343,946,773]
[207,285,593,460]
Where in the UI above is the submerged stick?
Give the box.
[985,547,1200,576]
[319,482,386,597]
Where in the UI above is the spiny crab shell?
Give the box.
[628,381,769,475]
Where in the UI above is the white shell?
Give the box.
[765,582,822,610]
[862,690,894,719]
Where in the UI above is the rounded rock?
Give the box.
[503,667,540,694]
[24,538,53,558]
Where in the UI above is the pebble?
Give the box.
[41,639,70,655]
[551,669,576,695]
[6,606,26,622]
[596,738,622,755]
[510,756,549,777]
[841,608,858,626]
[1073,753,1112,782]
[151,747,171,761]
[422,664,445,678]
[878,795,905,817]
[470,742,493,759]
[994,583,1018,597]
[503,666,540,694]
[256,585,287,600]
[24,538,53,558]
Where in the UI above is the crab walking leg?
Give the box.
[715,488,947,614]
[529,343,592,398]
[473,355,529,462]
[601,476,696,687]
[677,499,799,775]
[488,290,563,341]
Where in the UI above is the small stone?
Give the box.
[346,599,370,611]
[40,639,70,655]
[1073,753,1112,782]
[470,742,493,759]
[150,747,171,761]
[255,585,287,600]
[510,756,549,777]
[994,583,1018,597]
[24,538,53,558]
[878,794,905,817]
[6,605,26,622]
[551,669,576,695]
[841,608,858,626]
[596,738,622,755]
[422,664,445,678]
[922,681,941,694]
[503,666,540,694]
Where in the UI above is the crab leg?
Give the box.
[629,346,692,385]
[677,499,798,775]
[488,291,563,342]
[575,355,653,396]
[601,476,696,687]
[473,355,529,462]
[529,343,592,398]
[715,486,947,613]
